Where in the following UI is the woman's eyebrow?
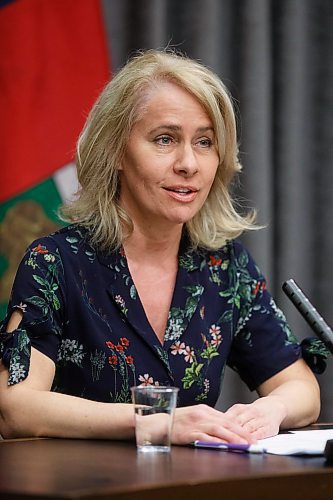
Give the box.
[149,125,214,134]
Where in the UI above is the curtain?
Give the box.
[101,0,333,419]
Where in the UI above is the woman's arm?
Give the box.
[224,359,321,440]
[0,346,136,440]
[1,312,255,444]
[0,347,256,444]
[1,310,135,440]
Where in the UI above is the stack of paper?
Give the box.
[258,429,333,455]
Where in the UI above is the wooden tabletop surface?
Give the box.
[1,430,333,500]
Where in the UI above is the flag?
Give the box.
[0,0,110,318]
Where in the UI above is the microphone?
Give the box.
[282,279,333,355]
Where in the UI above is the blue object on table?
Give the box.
[192,441,266,454]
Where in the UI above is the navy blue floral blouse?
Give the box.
[0,224,322,407]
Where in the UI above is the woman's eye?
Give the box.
[155,135,173,145]
[197,138,213,148]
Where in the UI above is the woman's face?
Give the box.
[118,81,219,232]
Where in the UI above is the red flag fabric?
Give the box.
[0,0,110,318]
[0,0,110,202]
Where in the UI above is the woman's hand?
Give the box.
[223,359,321,441]
[224,396,287,440]
[171,404,256,445]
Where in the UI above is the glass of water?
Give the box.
[131,385,179,452]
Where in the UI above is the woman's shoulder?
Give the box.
[25,224,96,266]
[28,224,91,250]
[196,238,246,261]
[194,238,263,278]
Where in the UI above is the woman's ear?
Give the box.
[117,160,124,171]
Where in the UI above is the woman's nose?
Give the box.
[173,143,199,176]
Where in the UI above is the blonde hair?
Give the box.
[60,49,257,251]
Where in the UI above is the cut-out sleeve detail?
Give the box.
[0,235,66,385]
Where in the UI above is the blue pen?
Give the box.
[193,440,266,454]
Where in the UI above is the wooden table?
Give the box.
[0,431,333,499]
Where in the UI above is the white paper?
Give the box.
[258,429,333,455]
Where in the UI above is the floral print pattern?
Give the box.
[0,224,328,407]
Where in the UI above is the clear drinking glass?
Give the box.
[131,385,179,452]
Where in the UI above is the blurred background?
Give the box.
[1,0,332,419]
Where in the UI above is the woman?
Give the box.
[0,50,320,444]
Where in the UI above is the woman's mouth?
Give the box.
[163,186,198,202]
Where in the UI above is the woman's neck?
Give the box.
[122,224,183,265]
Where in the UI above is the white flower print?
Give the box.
[70,350,85,365]
[269,297,286,321]
[13,302,27,313]
[138,373,154,386]
[44,254,55,262]
[8,362,26,384]
[209,324,221,336]
[203,378,210,394]
[164,318,183,342]
[115,295,126,308]
[171,341,185,355]
[58,339,85,366]
[183,346,194,363]
[64,339,77,351]
[114,294,128,315]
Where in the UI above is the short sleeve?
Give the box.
[227,241,302,390]
[0,237,66,385]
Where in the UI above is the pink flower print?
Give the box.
[138,374,154,386]
[209,324,221,336]
[209,325,222,347]
[184,346,195,363]
[211,334,222,347]
[171,341,185,355]
[204,378,210,394]
[115,295,126,307]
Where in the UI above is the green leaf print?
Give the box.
[169,307,184,320]
[52,295,61,311]
[219,289,233,298]
[32,275,48,287]
[155,346,170,371]
[217,309,233,324]
[184,285,204,297]
[17,330,30,356]
[179,254,196,271]
[26,296,54,316]
[239,283,252,301]
[65,237,79,244]
[201,345,219,360]
[238,250,249,268]
[184,296,199,317]
[129,284,137,300]
[182,362,204,389]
